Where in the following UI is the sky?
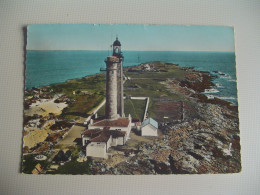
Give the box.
[27,24,235,52]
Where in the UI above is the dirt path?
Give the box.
[123,132,155,149]
[55,125,85,149]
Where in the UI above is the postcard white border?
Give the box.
[0,0,259,194]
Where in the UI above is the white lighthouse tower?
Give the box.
[112,37,124,117]
[105,56,119,120]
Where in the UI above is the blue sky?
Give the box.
[27,24,235,51]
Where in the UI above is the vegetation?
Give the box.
[62,94,105,119]
[97,62,191,121]
[97,99,146,121]
[124,62,189,119]
[22,154,50,174]
[49,74,106,120]
[70,145,81,160]
[125,62,187,80]
[53,159,92,175]
[97,104,105,116]
[49,74,105,98]
[124,78,180,99]
[124,99,146,121]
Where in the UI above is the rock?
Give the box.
[154,162,172,174]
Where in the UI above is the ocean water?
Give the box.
[25,50,238,104]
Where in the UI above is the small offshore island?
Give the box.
[22,60,240,174]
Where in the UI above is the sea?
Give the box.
[25,50,238,105]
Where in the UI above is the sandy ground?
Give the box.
[23,128,50,148]
[124,132,155,148]
[100,132,156,167]
[103,151,127,167]
[23,120,55,149]
[55,125,85,149]
[24,97,67,117]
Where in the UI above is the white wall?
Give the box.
[130,97,147,100]
[110,126,131,140]
[117,137,124,145]
[82,135,90,146]
[111,137,118,146]
[86,142,107,159]
[106,136,112,150]
[111,135,125,146]
[89,120,131,140]
[141,124,158,137]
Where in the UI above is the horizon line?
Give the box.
[27,49,235,52]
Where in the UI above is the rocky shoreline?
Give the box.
[22,61,240,174]
[89,62,240,174]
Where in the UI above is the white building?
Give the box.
[86,142,108,159]
[81,116,131,159]
[82,128,127,159]
[80,38,132,159]
[88,115,132,140]
[141,118,158,136]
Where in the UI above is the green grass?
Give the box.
[97,62,191,121]
[125,63,186,81]
[62,95,105,118]
[123,62,190,119]
[53,159,92,175]
[97,99,146,121]
[22,154,50,174]
[22,146,89,174]
[124,79,177,98]
[45,62,191,122]
[124,66,186,100]
[97,104,105,116]
[124,99,146,121]
[50,74,106,98]
[49,74,106,119]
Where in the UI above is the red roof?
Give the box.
[89,130,126,143]
[90,132,110,142]
[108,130,126,138]
[81,129,102,138]
[103,126,111,131]
[92,118,130,127]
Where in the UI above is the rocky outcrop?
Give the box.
[179,71,214,92]
[88,63,240,175]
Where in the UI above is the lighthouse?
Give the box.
[105,56,119,120]
[112,37,124,117]
[103,37,125,120]
[83,38,132,159]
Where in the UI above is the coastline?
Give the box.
[121,62,240,174]
[23,61,240,174]
[25,61,237,118]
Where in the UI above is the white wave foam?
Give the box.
[219,75,232,79]
[215,96,237,100]
[215,83,224,88]
[203,88,219,93]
